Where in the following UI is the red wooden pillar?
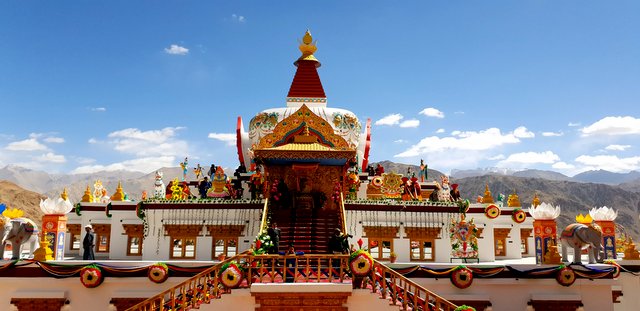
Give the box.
[595,220,616,259]
[533,219,557,264]
[42,214,68,260]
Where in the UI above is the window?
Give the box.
[520,228,532,255]
[410,239,435,261]
[368,239,393,260]
[405,227,441,262]
[67,224,81,251]
[362,226,398,262]
[494,228,511,257]
[171,237,197,259]
[122,224,144,256]
[164,224,202,260]
[92,224,111,254]
[213,238,238,258]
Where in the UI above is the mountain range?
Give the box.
[1,163,639,241]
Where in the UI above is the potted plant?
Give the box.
[389,251,397,263]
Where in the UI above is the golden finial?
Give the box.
[60,188,69,201]
[297,29,319,63]
[110,181,125,201]
[2,207,24,219]
[507,189,521,207]
[576,213,593,224]
[482,184,494,204]
[81,185,93,203]
[532,192,541,208]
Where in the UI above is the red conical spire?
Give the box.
[286,30,326,104]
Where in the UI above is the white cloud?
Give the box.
[395,127,523,158]
[35,152,66,163]
[88,138,98,144]
[498,151,560,165]
[44,137,65,143]
[436,128,445,134]
[454,111,465,115]
[91,107,107,112]
[375,114,403,126]
[419,107,444,118]
[106,127,187,157]
[552,161,575,170]
[164,44,189,55]
[231,14,246,23]
[72,156,176,174]
[605,144,631,151]
[394,139,408,143]
[399,119,420,128]
[208,133,236,146]
[5,138,48,151]
[568,122,581,127]
[488,154,505,161]
[513,126,535,138]
[541,131,563,137]
[575,155,640,173]
[581,116,640,136]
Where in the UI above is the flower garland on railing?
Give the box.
[349,249,374,277]
[148,262,169,284]
[512,208,527,223]
[450,266,473,289]
[80,264,103,288]
[454,305,476,311]
[253,232,273,255]
[484,204,500,219]
[219,261,244,289]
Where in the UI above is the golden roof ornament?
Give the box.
[110,181,125,201]
[576,213,593,224]
[507,189,521,207]
[60,188,69,201]
[81,185,93,203]
[296,29,320,64]
[482,184,494,204]
[532,192,541,208]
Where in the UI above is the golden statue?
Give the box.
[81,185,93,203]
[110,181,125,201]
[482,184,494,204]
[532,192,541,208]
[60,188,69,201]
[507,189,521,207]
[624,237,640,260]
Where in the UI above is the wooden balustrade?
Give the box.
[367,260,458,311]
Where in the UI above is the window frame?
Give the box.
[170,236,198,259]
[212,237,239,258]
[368,238,394,261]
[410,239,436,262]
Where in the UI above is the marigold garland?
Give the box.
[512,209,527,223]
[80,264,103,288]
[450,266,473,289]
[485,204,500,219]
[148,262,169,284]
[219,261,244,288]
[349,249,374,277]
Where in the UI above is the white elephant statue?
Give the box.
[560,223,604,264]
[1,217,39,260]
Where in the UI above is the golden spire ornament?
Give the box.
[482,184,494,204]
[507,189,521,207]
[532,192,541,208]
[81,185,93,203]
[297,29,320,64]
[60,188,69,201]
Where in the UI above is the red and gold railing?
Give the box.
[126,253,350,311]
[365,260,458,311]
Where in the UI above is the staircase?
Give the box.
[270,205,340,254]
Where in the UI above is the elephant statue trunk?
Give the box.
[560,223,604,264]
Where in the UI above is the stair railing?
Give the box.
[366,260,458,311]
[126,252,351,311]
[339,192,347,234]
[259,198,269,234]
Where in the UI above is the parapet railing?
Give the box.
[364,259,458,311]
[125,253,350,311]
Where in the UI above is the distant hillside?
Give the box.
[573,170,640,185]
[0,180,45,227]
[619,178,640,193]
[450,167,516,179]
[456,175,640,241]
[512,169,572,181]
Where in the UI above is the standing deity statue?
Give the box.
[180,157,189,181]
[194,164,203,180]
[418,159,428,182]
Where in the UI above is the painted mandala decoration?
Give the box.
[556,266,576,287]
[80,264,104,288]
[148,263,169,284]
[219,261,244,289]
[450,266,474,289]
[449,215,479,259]
[485,204,501,219]
[349,249,374,277]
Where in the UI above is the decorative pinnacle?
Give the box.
[297,29,319,64]
[61,188,68,201]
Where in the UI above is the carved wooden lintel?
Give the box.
[252,292,350,311]
[10,298,67,311]
[520,228,533,239]
[404,226,442,239]
[207,224,245,237]
[363,226,398,238]
[494,228,512,239]
[164,224,202,237]
[122,224,144,236]
[92,223,111,235]
[67,224,81,235]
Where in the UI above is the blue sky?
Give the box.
[1,1,639,176]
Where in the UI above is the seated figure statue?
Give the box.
[207,166,229,198]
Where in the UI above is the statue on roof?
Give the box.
[180,157,189,181]
[418,159,427,182]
